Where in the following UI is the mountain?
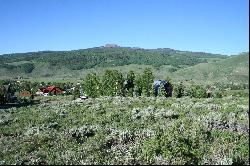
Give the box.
[0,46,248,84]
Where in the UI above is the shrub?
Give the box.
[212,90,223,98]
[142,119,209,165]
[173,82,185,98]
[187,85,207,98]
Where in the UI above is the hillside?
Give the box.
[170,52,249,84]
[0,46,248,84]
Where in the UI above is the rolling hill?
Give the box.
[170,52,249,84]
[0,46,248,84]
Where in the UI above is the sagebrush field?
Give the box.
[0,95,248,165]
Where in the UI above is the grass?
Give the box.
[172,53,249,84]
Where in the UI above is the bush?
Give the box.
[142,119,209,165]
[173,82,185,98]
[212,90,223,98]
[187,85,207,98]
[17,96,33,104]
[72,85,80,99]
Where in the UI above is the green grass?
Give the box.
[172,53,249,84]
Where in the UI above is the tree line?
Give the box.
[78,68,155,98]
[74,68,223,99]
[1,67,248,104]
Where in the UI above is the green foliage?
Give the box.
[0,95,248,164]
[0,47,232,85]
[0,47,224,71]
[19,82,31,91]
[0,50,248,86]
[134,74,143,96]
[173,82,185,98]
[141,68,154,97]
[0,62,35,73]
[19,63,35,73]
[157,84,166,97]
[173,52,249,84]
[187,85,207,98]
[142,119,209,165]
[212,90,223,98]
[125,71,135,97]
[83,73,101,98]
[0,86,6,104]
[72,84,80,100]
[223,89,249,97]
[102,70,124,96]
[164,76,172,84]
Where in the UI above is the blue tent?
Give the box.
[153,80,173,97]
[153,80,162,95]
[123,80,128,86]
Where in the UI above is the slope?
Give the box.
[171,52,249,84]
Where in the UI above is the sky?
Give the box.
[0,0,249,55]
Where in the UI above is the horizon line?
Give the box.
[0,44,248,56]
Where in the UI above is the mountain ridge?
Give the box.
[0,45,230,56]
[0,46,248,84]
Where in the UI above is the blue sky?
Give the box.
[0,0,249,55]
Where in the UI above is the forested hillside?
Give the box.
[0,46,248,84]
[0,46,226,70]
